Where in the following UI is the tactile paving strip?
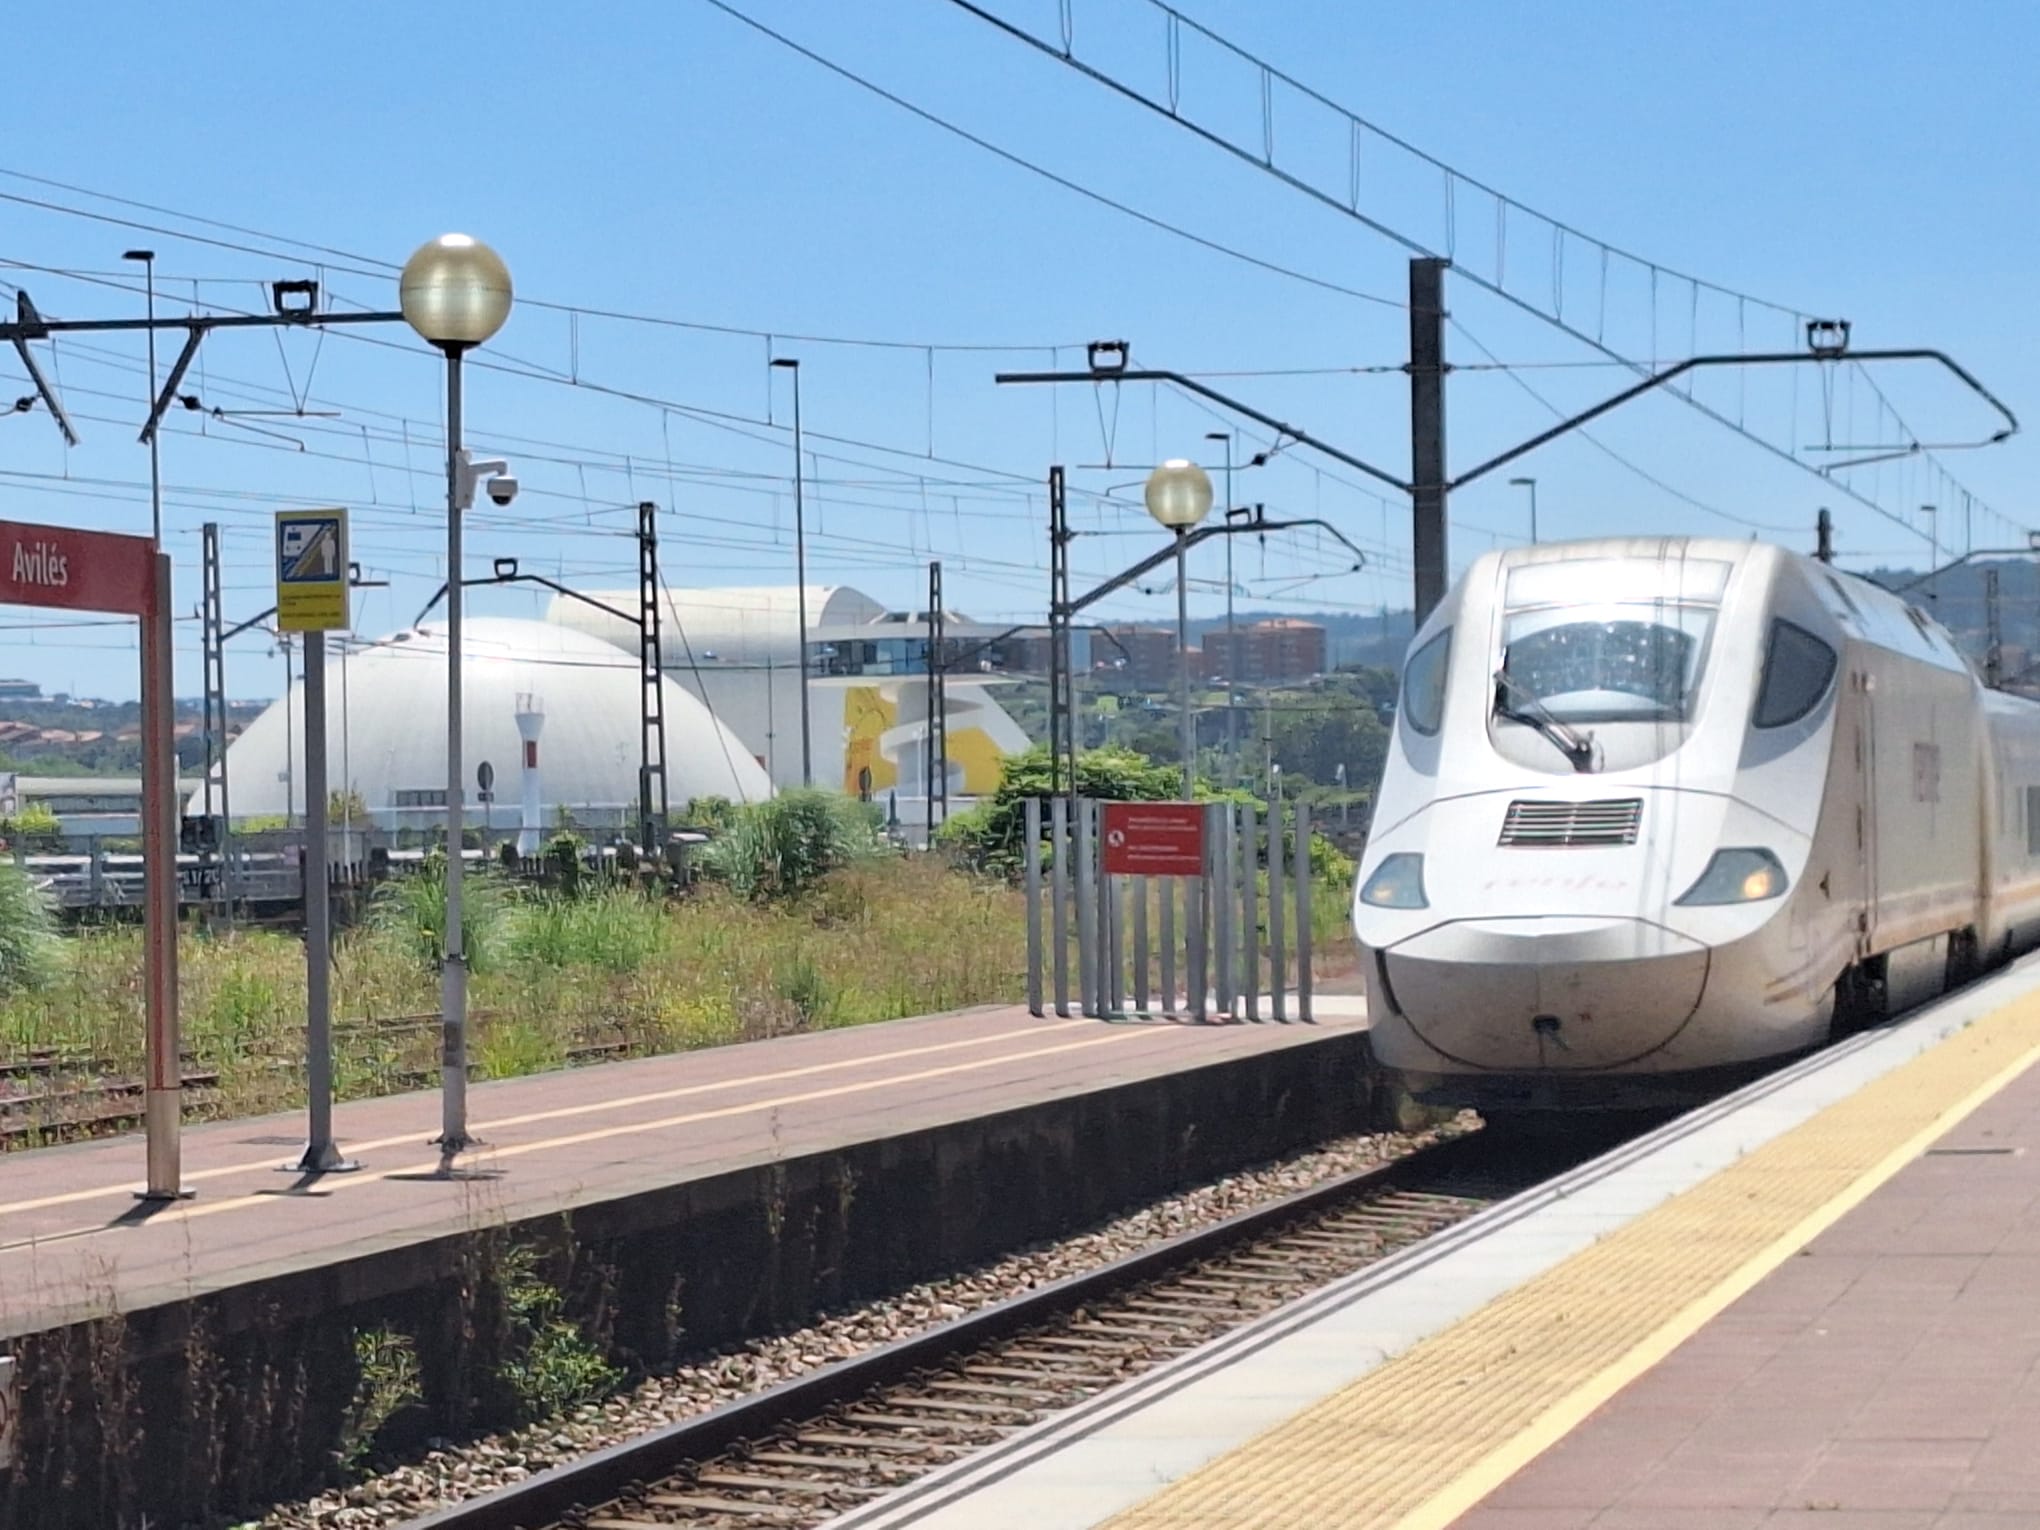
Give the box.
[1103,993,2040,1529]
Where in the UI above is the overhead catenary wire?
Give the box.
[691,0,1402,310]
[0,169,1091,355]
[933,0,2024,550]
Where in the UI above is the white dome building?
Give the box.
[193,617,772,835]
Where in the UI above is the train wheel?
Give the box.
[1945,928,1981,991]
[1829,959,1885,1042]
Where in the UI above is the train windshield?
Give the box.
[1501,605,1713,723]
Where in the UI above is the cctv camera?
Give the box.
[486,475,520,507]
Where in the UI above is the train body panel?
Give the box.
[1354,535,2040,1111]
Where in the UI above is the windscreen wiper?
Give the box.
[1493,668,1597,772]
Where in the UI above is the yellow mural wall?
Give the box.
[842,685,899,795]
[840,682,1011,796]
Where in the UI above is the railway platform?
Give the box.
[831,956,2040,1530]
[0,993,1366,1345]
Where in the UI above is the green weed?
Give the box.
[498,1245,620,1420]
[339,1326,422,1473]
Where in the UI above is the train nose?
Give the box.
[1381,916,1709,1071]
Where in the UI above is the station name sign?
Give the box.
[0,520,156,615]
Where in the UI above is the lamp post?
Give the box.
[1509,475,1538,545]
[770,357,813,788]
[122,250,162,544]
[400,232,513,1159]
[1145,458,1215,798]
[1204,430,1238,782]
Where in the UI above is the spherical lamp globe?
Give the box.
[1144,458,1215,531]
[399,234,513,349]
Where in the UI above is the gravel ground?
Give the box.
[252,1116,1473,1530]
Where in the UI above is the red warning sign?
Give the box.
[1102,801,1206,877]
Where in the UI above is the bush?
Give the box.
[697,789,887,900]
[940,744,1233,877]
[0,859,59,993]
[938,745,1181,876]
[1309,830,1355,886]
[544,831,586,897]
[368,851,513,974]
[2,802,62,842]
[682,795,740,830]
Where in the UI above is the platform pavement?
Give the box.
[823,954,2040,1530]
[1447,1038,2040,1528]
[0,992,1364,1344]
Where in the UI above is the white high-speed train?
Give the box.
[1352,536,2040,1111]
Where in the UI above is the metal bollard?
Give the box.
[1295,801,1314,1022]
[1132,874,1150,1014]
[1242,799,1262,1021]
[1074,798,1096,1017]
[1025,796,1043,1016]
[1050,796,1070,1017]
[1106,871,1124,1016]
[1159,874,1176,1015]
[1270,802,1287,1022]
[1214,802,1235,1018]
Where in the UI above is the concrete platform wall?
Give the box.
[0,1028,1380,1530]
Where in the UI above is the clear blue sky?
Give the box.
[2,0,2035,699]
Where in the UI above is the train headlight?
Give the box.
[1676,847,1789,906]
[1360,852,1428,909]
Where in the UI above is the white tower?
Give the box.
[515,692,546,855]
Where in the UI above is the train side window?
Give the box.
[1753,619,1837,729]
[2027,786,2040,857]
[1402,629,1451,737]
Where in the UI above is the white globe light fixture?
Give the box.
[399,232,513,1160]
[399,233,513,350]
[1144,458,1215,798]
[1144,458,1215,531]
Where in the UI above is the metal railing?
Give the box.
[1023,798,1316,1022]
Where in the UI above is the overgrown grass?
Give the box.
[0,858,1033,1125]
[0,860,59,994]
[509,887,670,971]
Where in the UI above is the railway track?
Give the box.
[405,1123,1618,1530]
[0,1014,631,1149]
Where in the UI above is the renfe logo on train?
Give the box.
[1102,802,1205,877]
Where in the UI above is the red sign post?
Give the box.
[1102,801,1207,877]
[0,521,182,1198]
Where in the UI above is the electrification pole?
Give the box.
[771,357,813,788]
[1408,257,1450,625]
[926,560,948,843]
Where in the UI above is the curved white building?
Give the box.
[546,585,1033,804]
[558,585,886,667]
[193,617,772,831]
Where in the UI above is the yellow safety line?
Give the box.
[0,1018,1091,1219]
[1104,991,2040,1530]
[18,1028,1166,1240]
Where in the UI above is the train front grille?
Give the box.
[1497,797,1643,848]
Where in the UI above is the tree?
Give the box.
[1262,695,1389,793]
